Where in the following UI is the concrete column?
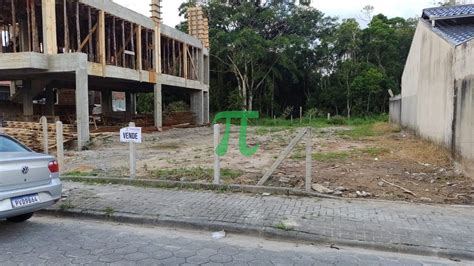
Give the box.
[45,88,55,116]
[191,90,204,125]
[203,91,210,124]
[101,90,112,115]
[199,49,205,83]
[126,91,132,111]
[204,55,210,85]
[75,69,90,150]
[154,84,163,128]
[9,81,16,96]
[131,93,137,115]
[22,80,34,120]
[125,91,134,121]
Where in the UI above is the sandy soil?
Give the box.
[63,123,473,204]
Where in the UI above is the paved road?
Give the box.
[0,216,459,265]
[51,182,474,259]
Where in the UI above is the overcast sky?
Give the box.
[112,0,459,27]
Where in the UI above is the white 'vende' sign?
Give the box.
[120,127,142,143]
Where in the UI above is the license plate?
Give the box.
[11,194,41,209]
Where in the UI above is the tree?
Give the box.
[179,1,416,117]
[351,66,384,114]
[207,1,334,111]
[333,19,362,118]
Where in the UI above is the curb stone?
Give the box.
[61,176,474,208]
[39,208,474,262]
[61,176,340,199]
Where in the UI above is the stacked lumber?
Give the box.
[1,121,76,152]
[188,6,209,49]
[163,112,196,127]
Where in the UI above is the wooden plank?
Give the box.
[98,10,106,67]
[63,0,69,52]
[88,7,93,59]
[121,20,125,66]
[26,0,31,51]
[11,0,17,52]
[136,25,142,70]
[257,128,308,186]
[187,48,199,80]
[145,29,149,69]
[155,24,161,73]
[172,39,176,75]
[130,23,135,69]
[106,16,111,64]
[42,0,58,54]
[76,0,81,51]
[30,0,40,52]
[305,128,312,192]
[79,22,98,51]
[113,17,117,65]
[183,44,188,79]
[116,27,138,61]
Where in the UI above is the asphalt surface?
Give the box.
[50,181,474,259]
[0,215,462,265]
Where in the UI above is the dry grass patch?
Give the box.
[378,135,452,166]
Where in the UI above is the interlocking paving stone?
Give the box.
[0,216,462,265]
[48,181,474,258]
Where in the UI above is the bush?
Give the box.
[327,115,347,125]
[137,93,154,114]
[165,101,189,113]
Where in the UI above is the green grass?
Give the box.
[104,207,115,217]
[275,221,294,231]
[63,171,98,177]
[59,200,75,210]
[313,151,351,162]
[254,114,387,128]
[151,167,243,182]
[254,117,331,128]
[359,147,390,157]
[255,127,288,136]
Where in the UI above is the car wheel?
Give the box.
[6,213,34,223]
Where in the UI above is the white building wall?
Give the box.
[453,41,474,174]
[401,20,455,148]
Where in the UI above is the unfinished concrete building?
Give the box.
[396,4,474,176]
[0,0,210,149]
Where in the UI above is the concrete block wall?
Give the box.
[401,20,455,148]
[453,41,474,175]
[401,19,474,176]
[389,95,402,125]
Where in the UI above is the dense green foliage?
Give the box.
[178,1,416,118]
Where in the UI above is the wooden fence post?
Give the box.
[300,106,303,124]
[305,128,312,192]
[213,124,220,184]
[129,122,137,179]
[40,116,48,154]
[56,121,64,174]
[257,128,308,186]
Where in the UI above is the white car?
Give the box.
[0,133,62,223]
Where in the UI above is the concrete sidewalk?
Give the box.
[44,181,474,260]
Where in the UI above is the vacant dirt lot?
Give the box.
[63,123,473,204]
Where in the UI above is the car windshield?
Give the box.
[0,135,29,152]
